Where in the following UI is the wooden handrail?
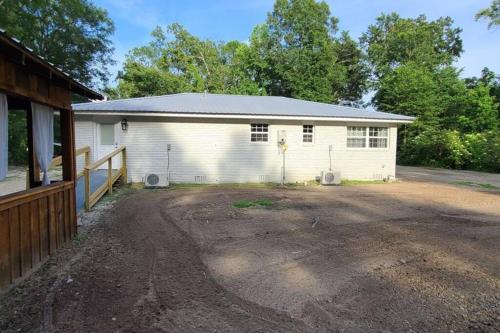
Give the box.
[85,146,125,171]
[0,181,73,211]
[84,146,127,211]
[51,145,91,168]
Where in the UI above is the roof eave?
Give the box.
[0,29,103,100]
[73,110,415,124]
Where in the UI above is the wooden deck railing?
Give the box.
[83,146,127,212]
[25,146,92,194]
[51,146,91,177]
[0,181,76,290]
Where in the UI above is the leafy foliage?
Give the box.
[0,0,115,86]
[361,13,463,79]
[7,111,28,166]
[112,0,368,104]
[4,0,496,173]
[363,13,499,172]
[113,24,261,98]
[476,0,500,29]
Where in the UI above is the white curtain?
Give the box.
[31,102,54,185]
[0,93,7,181]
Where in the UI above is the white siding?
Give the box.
[75,117,398,184]
[74,121,95,173]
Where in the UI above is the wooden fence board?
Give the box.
[0,210,10,289]
[19,203,32,274]
[69,189,75,237]
[63,190,70,242]
[57,191,64,244]
[0,180,77,293]
[48,193,57,254]
[30,200,40,266]
[9,207,20,280]
[39,197,48,259]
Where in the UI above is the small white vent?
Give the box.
[372,173,383,180]
[259,175,269,182]
[195,175,207,183]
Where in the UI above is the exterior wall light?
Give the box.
[121,118,128,131]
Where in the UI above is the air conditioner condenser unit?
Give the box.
[321,171,341,185]
[144,173,169,188]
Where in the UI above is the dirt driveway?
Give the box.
[0,181,499,332]
[397,165,500,189]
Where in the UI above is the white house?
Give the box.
[72,93,414,184]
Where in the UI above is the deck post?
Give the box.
[122,148,128,184]
[84,150,90,168]
[107,159,113,194]
[84,168,90,212]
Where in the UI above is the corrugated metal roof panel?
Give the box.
[72,93,415,121]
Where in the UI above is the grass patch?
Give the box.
[340,179,387,186]
[454,180,498,189]
[233,199,274,208]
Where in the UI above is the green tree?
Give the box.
[445,83,498,133]
[114,24,236,97]
[113,0,368,103]
[7,111,28,165]
[252,0,368,103]
[476,0,500,29]
[361,13,462,80]
[331,32,369,104]
[363,13,499,171]
[465,68,500,123]
[220,40,265,95]
[0,0,115,86]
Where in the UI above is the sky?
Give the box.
[94,0,499,84]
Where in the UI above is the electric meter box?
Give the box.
[277,130,287,145]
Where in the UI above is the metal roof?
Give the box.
[0,28,103,100]
[72,93,415,122]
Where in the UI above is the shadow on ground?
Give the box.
[0,181,499,332]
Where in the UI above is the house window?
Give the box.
[347,126,367,148]
[347,126,389,148]
[303,125,313,143]
[100,124,115,145]
[369,127,388,148]
[251,123,268,142]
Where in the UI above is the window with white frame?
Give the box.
[250,123,268,142]
[347,126,367,148]
[303,125,313,143]
[368,127,388,148]
[347,126,389,148]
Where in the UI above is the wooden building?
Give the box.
[0,29,102,291]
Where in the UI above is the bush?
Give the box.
[399,128,469,169]
[464,130,500,172]
[399,128,500,172]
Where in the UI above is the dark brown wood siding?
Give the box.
[0,182,76,291]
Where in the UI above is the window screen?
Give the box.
[100,124,115,145]
[303,125,313,143]
[346,126,388,148]
[347,126,367,148]
[368,127,388,148]
[251,124,268,142]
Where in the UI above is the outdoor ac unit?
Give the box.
[144,173,169,188]
[321,171,341,185]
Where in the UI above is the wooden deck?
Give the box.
[75,169,114,211]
